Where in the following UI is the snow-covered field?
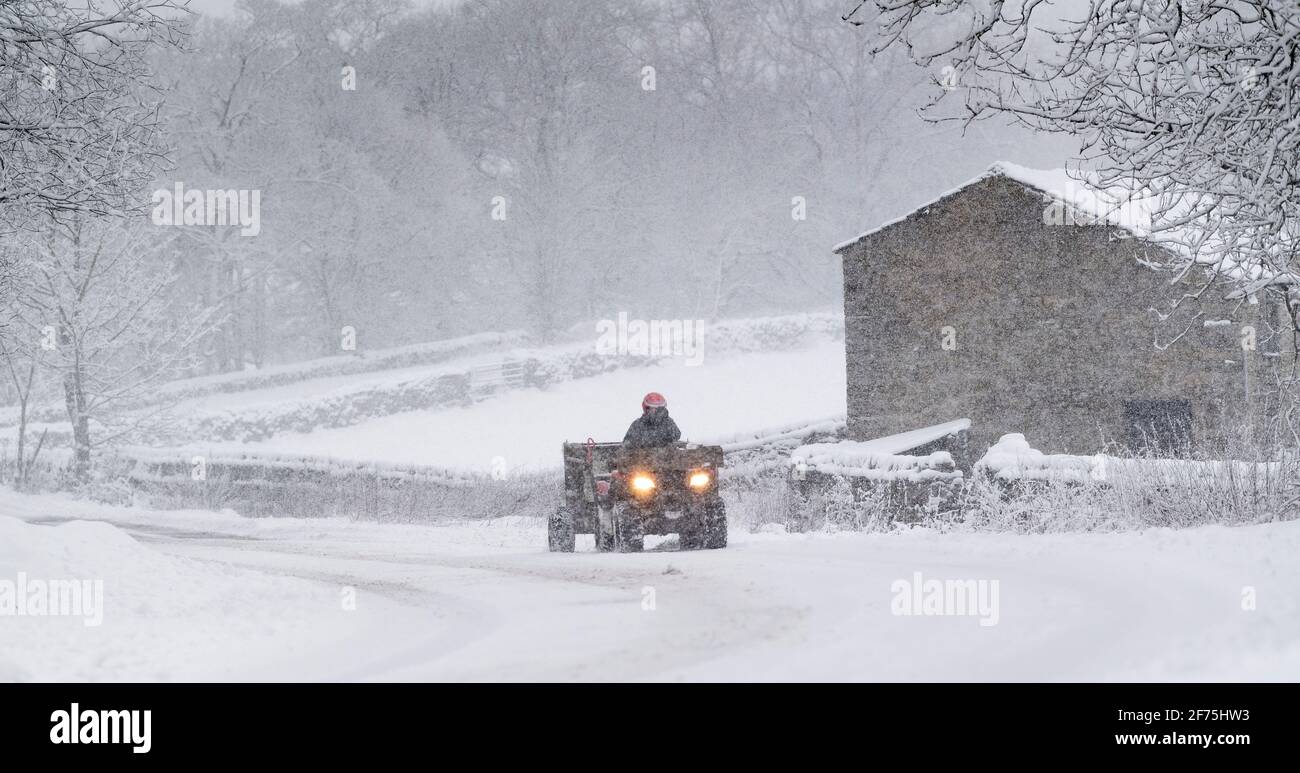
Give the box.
[204,339,847,473]
[3,488,1295,681]
[0,314,848,476]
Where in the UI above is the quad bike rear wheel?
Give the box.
[548,506,576,552]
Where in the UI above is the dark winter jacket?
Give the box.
[622,410,682,449]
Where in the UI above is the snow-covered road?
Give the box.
[2,489,1297,681]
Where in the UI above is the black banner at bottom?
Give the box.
[1,683,1288,762]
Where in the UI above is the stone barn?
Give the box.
[834,162,1286,457]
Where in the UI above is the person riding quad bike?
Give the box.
[623,392,681,449]
[547,390,725,553]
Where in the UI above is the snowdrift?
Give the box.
[0,508,408,681]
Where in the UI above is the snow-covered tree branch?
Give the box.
[0,0,187,229]
[7,216,220,478]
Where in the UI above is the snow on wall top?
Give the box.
[793,418,969,459]
[831,161,1157,254]
[972,432,1281,483]
[792,449,960,483]
[789,418,969,482]
[973,433,1096,483]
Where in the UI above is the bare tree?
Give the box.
[158,0,458,367]
[0,0,187,229]
[0,337,44,489]
[11,216,219,479]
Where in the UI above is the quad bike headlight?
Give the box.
[688,470,712,489]
[630,474,656,494]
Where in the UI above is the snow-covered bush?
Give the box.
[948,433,1300,533]
[778,428,1300,534]
[721,477,792,531]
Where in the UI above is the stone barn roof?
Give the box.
[831,162,1284,298]
[832,161,1154,256]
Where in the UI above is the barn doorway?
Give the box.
[1122,399,1193,455]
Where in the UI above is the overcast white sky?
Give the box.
[180,0,262,16]
[181,0,454,17]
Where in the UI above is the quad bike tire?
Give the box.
[594,502,615,552]
[701,499,727,549]
[682,499,727,550]
[595,502,643,553]
[548,506,576,552]
[614,504,644,553]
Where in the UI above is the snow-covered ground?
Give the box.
[0,504,414,682]
[3,487,1295,681]
[2,317,1292,682]
[205,340,847,473]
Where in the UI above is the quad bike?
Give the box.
[549,440,727,552]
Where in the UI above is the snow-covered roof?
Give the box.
[831,161,1281,295]
[832,161,1156,254]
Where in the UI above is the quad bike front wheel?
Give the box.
[701,499,727,549]
[681,499,727,550]
[595,502,643,553]
[614,504,644,552]
[594,501,614,552]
